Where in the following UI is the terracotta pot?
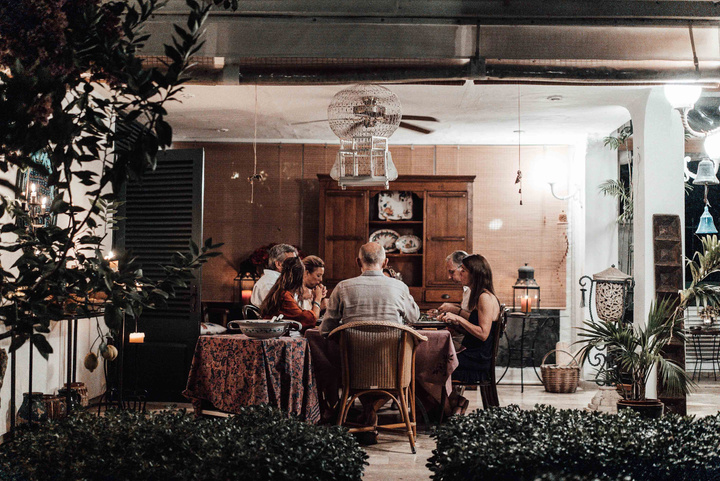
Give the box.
[617,399,664,419]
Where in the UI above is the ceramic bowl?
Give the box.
[227,320,302,339]
[396,234,422,254]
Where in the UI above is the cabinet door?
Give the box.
[425,191,469,287]
[322,190,368,285]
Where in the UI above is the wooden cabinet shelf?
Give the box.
[369,220,424,226]
[318,174,475,307]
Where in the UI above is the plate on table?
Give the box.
[378,191,413,220]
[369,229,399,253]
[396,235,422,254]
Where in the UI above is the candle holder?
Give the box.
[512,264,540,313]
[234,273,256,304]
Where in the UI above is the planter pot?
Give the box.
[617,399,664,419]
[17,392,48,425]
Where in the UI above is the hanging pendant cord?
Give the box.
[251,84,258,204]
[516,84,523,205]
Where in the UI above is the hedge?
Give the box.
[428,405,720,481]
[0,405,368,481]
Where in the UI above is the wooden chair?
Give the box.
[242,304,261,320]
[329,321,428,454]
[449,306,509,411]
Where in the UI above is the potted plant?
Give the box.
[576,234,720,417]
[576,298,690,418]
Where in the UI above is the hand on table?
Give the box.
[438,303,459,314]
[438,311,464,327]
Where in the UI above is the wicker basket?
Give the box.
[540,349,580,394]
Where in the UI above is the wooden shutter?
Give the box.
[117,148,204,401]
[320,190,368,285]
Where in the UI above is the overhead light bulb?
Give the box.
[704,132,720,159]
[664,84,702,110]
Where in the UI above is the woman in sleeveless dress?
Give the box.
[438,254,501,414]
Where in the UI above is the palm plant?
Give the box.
[576,234,720,402]
[576,297,692,401]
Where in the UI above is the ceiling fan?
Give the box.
[292,85,439,136]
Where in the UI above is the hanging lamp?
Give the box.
[696,205,718,235]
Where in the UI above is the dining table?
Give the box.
[183,333,321,423]
[304,327,458,423]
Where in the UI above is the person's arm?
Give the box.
[280,291,317,330]
[320,287,342,337]
[403,287,420,324]
[439,293,496,341]
[437,302,471,320]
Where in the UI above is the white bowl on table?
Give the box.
[227,319,302,339]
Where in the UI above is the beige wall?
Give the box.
[176,142,569,308]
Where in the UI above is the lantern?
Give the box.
[579,265,634,323]
[234,274,256,304]
[512,264,540,313]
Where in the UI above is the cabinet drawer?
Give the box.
[425,289,463,303]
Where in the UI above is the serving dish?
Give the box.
[227,319,302,339]
[378,191,413,220]
[396,235,422,254]
[369,228,400,253]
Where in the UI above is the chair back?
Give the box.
[330,321,427,391]
[242,304,261,320]
[489,305,509,384]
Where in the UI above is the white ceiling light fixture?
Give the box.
[328,84,400,189]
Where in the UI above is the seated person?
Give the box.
[437,254,501,414]
[382,266,403,282]
[251,243,298,307]
[299,255,328,311]
[259,257,324,331]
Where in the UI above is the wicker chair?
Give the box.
[450,306,508,410]
[329,321,428,454]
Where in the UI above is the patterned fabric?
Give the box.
[183,335,320,423]
[305,328,457,422]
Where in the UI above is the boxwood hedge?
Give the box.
[428,405,720,481]
[0,404,368,481]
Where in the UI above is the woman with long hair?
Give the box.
[260,256,323,331]
[438,254,501,413]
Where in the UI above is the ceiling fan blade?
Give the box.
[402,115,439,123]
[291,119,329,126]
[399,121,434,135]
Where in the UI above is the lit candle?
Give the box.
[40,197,47,214]
[241,289,252,304]
[521,296,532,313]
[128,332,145,343]
[29,183,37,202]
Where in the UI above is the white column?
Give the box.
[625,87,685,398]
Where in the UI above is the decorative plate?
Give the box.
[396,235,422,254]
[378,191,413,220]
[369,229,400,253]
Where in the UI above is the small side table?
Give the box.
[498,312,556,392]
[685,327,720,381]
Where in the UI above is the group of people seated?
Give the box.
[249,242,501,418]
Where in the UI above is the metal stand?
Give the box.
[497,312,555,392]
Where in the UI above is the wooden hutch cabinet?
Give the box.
[318,174,475,308]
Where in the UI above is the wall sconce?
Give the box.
[542,151,579,201]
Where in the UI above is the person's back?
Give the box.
[320,242,419,336]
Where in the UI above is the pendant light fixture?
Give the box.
[514,84,523,206]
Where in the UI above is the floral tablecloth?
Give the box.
[305,328,457,422]
[183,334,320,423]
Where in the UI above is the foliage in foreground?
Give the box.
[428,405,720,481]
[0,405,368,481]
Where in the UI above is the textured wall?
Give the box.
[174,142,569,308]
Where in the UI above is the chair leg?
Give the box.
[479,384,490,409]
[410,382,417,438]
[397,387,416,454]
[337,390,351,426]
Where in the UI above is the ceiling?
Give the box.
[165,82,642,146]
